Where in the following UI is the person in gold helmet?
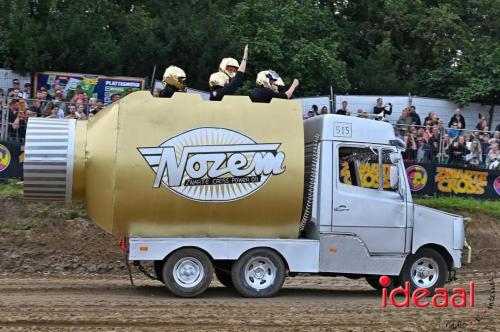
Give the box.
[159,65,187,98]
[209,45,249,101]
[250,70,299,103]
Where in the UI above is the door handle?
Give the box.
[334,205,350,212]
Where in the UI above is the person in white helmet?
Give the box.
[209,45,249,101]
[159,66,187,98]
[250,70,299,103]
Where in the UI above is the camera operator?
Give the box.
[373,97,392,120]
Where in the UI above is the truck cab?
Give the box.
[304,115,464,288]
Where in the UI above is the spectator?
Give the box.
[448,108,466,129]
[310,105,318,116]
[306,109,316,119]
[21,83,31,99]
[485,143,500,170]
[90,100,104,115]
[11,110,28,142]
[422,125,432,141]
[54,103,65,119]
[415,137,431,163]
[476,117,489,131]
[396,108,413,128]
[403,132,417,161]
[356,108,368,118]
[30,99,43,117]
[0,88,4,104]
[7,79,20,95]
[65,105,78,119]
[408,106,421,126]
[111,93,122,103]
[42,102,54,117]
[448,137,466,165]
[336,101,350,115]
[448,122,460,139]
[373,97,392,120]
[428,127,441,159]
[438,134,452,164]
[465,139,482,168]
[76,104,87,119]
[8,88,21,99]
[320,106,329,114]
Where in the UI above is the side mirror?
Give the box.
[389,152,400,164]
[390,165,399,190]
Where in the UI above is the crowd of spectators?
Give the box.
[304,98,500,170]
[0,78,115,142]
[395,107,499,170]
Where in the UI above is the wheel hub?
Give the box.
[410,257,439,288]
[244,256,277,290]
[173,257,204,288]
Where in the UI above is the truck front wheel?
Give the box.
[399,248,448,294]
[162,248,214,298]
[231,248,286,298]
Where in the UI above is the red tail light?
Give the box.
[119,237,129,253]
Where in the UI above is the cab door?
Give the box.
[331,143,407,254]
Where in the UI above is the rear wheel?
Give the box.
[162,248,214,298]
[231,248,286,298]
[399,248,448,294]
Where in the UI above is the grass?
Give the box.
[3,218,39,230]
[415,196,500,218]
[0,180,22,198]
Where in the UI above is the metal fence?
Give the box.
[1,98,98,143]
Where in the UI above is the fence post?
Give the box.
[0,104,8,141]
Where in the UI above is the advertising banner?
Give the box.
[35,71,145,104]
[0,141,22,179]
[404,162,500,200]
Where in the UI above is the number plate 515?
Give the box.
[333,123,352,138]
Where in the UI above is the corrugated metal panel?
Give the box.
[23,118,76,202]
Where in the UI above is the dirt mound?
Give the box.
[0,198,125,275]
[0,198,498,275]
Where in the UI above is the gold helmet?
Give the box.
[162,65,187,91]
[256,70,283,91]
[209,72,229,88]
[219,58,239,79]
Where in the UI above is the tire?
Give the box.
[162,248,214,298]
[154,260,164,283]
[231,248,286,298]
[399,248,448,294]
[365,275,400,291]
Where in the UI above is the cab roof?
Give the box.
[304,114,397,146]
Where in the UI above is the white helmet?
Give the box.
[162,66,187,91]
[209,72,229,88]
[256,70,284,92]
[219,58,239,79]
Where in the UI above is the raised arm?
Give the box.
[285,79,299,99]
[238,45,248,73]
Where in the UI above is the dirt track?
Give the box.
[0,199,499,330]
[0,270,498,331]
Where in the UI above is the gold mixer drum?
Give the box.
[24,92,304,238]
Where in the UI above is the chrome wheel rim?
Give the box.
[173,257,204,288]
[244,256,276,290]
[410,257,439,288]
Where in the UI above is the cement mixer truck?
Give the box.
[23,92,464,298]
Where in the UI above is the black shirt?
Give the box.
[373,104,392,120]
[448,115,466,129]
[250,87,287,103]
[210,71,244,101]
[336,109,348,115]
[409,112,421,126]
[159,85,178,98]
